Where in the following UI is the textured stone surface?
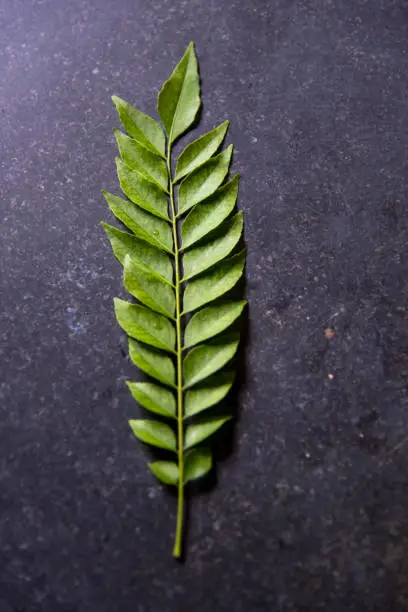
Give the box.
[2,0,408,610]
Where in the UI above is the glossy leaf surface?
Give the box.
[184,371,235,418]
[182,212,243,280]
[116,158,169,220]
[181,175,239,250]
[184,448,212,483]
[102,223,173,282]
[175,121,229,182]
[178,145,233,215]
[184,301,246,347]
[158,42,200,143]
[183,250,246,312]
[184,333,240,388]
[184,417,231,449]
[114,298,175,352]
[102,43,246,559]
[127,382,176,418]
[149,461,179,485]
[102,191,173,253]
[123,256,175,318]
[129,419,176,451]
[112,95,165,157]
[128,339,175,387]
[114,129,168,191]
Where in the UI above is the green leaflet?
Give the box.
[128,339,175,387]
[149,461,179,485]
[123,256,175,319]
[127,382,176,418]
[181,175,240,250]
[175,121,229,182]
[101,223,173,282]
[114,298,175,352]
[102,43,246,559]
[130,419,176,451]
[184,448,212,483]
[185,417,231,450]
[185,371,235,418]
[114,129,168,191]
[182,212,243,280]
[102,191,173,253]
[116,158,169,220]
[112,95,165,157]
[184,301,246,347]
[184,333,240,388]
[158,42,201,143]
[178,145,233,215]
[183,250,246,313]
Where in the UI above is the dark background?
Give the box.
[2,0,408,610]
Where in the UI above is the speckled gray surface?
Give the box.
[2,0,408,610]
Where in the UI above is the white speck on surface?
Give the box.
[92,67,99,75]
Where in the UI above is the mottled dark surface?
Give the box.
[2,0,408,610]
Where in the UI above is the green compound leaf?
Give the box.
[181,175,240,250]
[127,382,176,418]
[114,129,168,191]
[112,95,165,157]
[149,461,179,485]
[184,448,212,483]
[129,419,176,451]
[178,145,233,215]
[102,43,246,559]
[175,121,229,182]
[158,42,200,143]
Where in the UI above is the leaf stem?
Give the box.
[167,144,184,559]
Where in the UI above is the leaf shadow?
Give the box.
[183,258,250,558]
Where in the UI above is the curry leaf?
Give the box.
[178,145,233,215]
[184,371,235,418]
[184,417,231,450]
[123,256,175,318]
[128,339,175,387]
[157,42,200,143]
[129,419,176,451]
[184,448,212,483]
[184,301,246,347]
[114,129,168,191]
[182,212,243,280]
[184,333,240,388]
[114,298,175,352]
[127,382,176,418]
[112,95,165,157]
[102,191,173,253]
[149,461,179,485]
[175,121,229,182]
[183,250,246,313]
[181,175,240,250]
[101,223,173,282]
[116,158,169,220]
[102,43,246,559]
